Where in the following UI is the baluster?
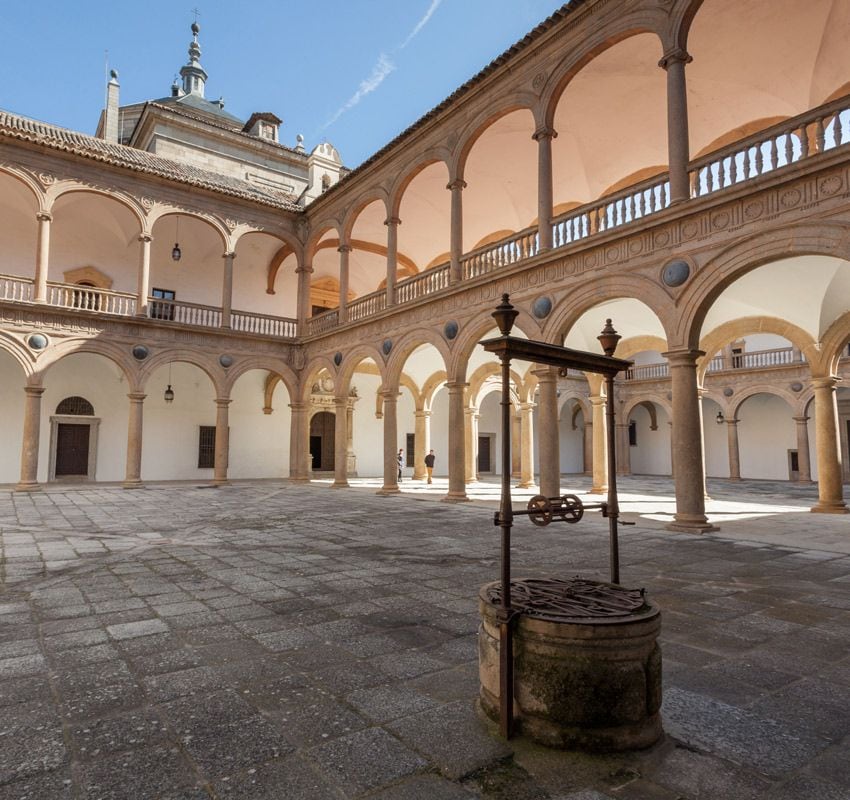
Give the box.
[768,136,777,172]
[815,116,825,152]
[800,123,810,158]
[755,142,764,175]
[784,130,793,166]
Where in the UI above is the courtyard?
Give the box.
[0,477,848,799]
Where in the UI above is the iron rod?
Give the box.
[605,373,620,584]
[498,350,514,739]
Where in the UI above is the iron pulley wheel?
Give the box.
[558,494,584,523]
[527,494,553,527]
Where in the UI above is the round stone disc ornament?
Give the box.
[662,259,691,287]
[444,321,459,340]
[333,352,343,366]
[382,339,393,355]
[219,354,234,368]
[532,296,553,319]
[132,345,149,360]
[27,333,48,350]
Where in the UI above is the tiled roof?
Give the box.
[311,1,579,203]
[0,109,303,212]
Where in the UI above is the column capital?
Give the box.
[446,178,467,191]
[138,232,153,243]
[520,401,536,412]
[384,216,401,227]
[531,365,558,382]
[222,251,236,260]
[724,418,739,427]
[811,376,840,390]
[333,395,349,408]
[659,48,692,70]
[379,388,401,401]
[663,348,704,367]
[295,264,314,275]
[532,126,558,142]
[792,415,810,423]
[215,397,232,408]
[24,385,45,397]
[337,244,353,254]
[36,211,52,223]
[444,380,469,392]
[288,401,310,411]
[464,405,478,416]
[127,392,147,402]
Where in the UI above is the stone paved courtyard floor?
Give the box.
[0,476,848,799]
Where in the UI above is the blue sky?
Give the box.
[2,0,566,167]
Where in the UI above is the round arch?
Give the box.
[384,328,451,388]
[730,385,798,419]
[137,349,220,396]
[148,208,230,252]
[342,191,390,242]
[34,339,135,388]
[448,309,539,380]
[223,357,298,399]
[50,184,146,231]
[388,152,452,218]
[0,333,37,378]
[0,164,46,210]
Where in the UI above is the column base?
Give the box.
[412,471,427,481]
[331,480,349,489]
[14,482,41,492]
[665,516,719,533]
[810,502,849,514]
[517,481,538,490]
[122,480,145,490]
[441,492,470,503]
[288,476,311,484]
[377,486,400,495]
[212,479,230,487]
[589,486,607,495]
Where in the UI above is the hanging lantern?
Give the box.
[164,384,175,403]
[172,217,182,262]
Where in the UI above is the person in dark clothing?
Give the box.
[424,450,436,484]
[397,448,405,481]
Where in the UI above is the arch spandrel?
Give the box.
[298,355,340,403]
[0,333,36,379]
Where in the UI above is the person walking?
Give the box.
[424,450,436,484]
[397,448,405,481]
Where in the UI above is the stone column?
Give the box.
[511,413,522,477]
[213,398,231,485]
[16,386,45,491]
[589,396,608,494]
[296,264,313,335]
[413,410,430,480]
[123,392,146,488]
[659,49,692,204]
[726,418,741,480]
[332,396,349,487]
[444,381,469,501]
[346,400,358,476]
[533,127,557,251]
[616,422,631,476]
[136,233,152,317]
[379,389,400,494]
[464,406,478,483]
[448,179,465,284]
[665,349,716,531]
[34,211,52,303]
[385,217,400,307]
[535,368,560,496]
[338,244,351,324]
[793,415,812,483]
[810,377,848,513]
[518,402,537,489]
[221,251,235,328]
[288,401,310,482]
[583,420,593,475]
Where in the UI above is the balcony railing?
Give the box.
[461,228,538,281]
[231,309,297,338]
[348,289,386,322]
[625,347,803,381]
[47,282,137,316]
[0,274,33,302]
[307,308,339,336]
[397,263,450,304]
[625,363,670,381]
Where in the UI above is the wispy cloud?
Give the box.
[323,0,443,129]
[400,0,443,49]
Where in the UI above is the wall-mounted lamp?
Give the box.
[171,217,182,262]
[716,411,724,425]
[164,363,175,403]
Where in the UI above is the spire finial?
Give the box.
[179,13,208,97]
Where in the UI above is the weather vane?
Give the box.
[191,7,201,23]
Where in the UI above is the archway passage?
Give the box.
[310,411,336,471]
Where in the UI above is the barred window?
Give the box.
[56,396,94,416]
[198,426,216,469]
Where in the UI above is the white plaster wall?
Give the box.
[558,404,585,473]
[229,371,291,478]
[629,404,671,475]
[39,353,129,482]
[0,353,26,483]
[478,392,501,474]
[742,333,790,350]
[0,177,38,279]
[738,394,796,479]
[430,388,449,477]
[350,373,384,477]
[141,362,216,480]
[703,397,729,478]
[232,242,298,318]
[398,387,417,476]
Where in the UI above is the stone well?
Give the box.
[479,577,662,752]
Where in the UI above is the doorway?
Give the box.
[309,411,336,471]
[478,433,495,473]
[55,424,90,476]
[49,396,100,481]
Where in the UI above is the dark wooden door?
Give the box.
[309,412,335,471]
[309,436,323,470]
[56,424,90,476]
[478,434,492,473]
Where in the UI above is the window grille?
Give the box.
[198,426,216,469]
[56,396,95,416]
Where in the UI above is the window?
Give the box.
[628,420,637,447]
[56,396,95,416]
[198,426,216,469]
[151,287,176,321]
[72,281,100,311]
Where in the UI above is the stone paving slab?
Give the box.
[0,478,847,798]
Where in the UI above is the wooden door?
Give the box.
[56,423,90,476]
[478,434,492,473]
